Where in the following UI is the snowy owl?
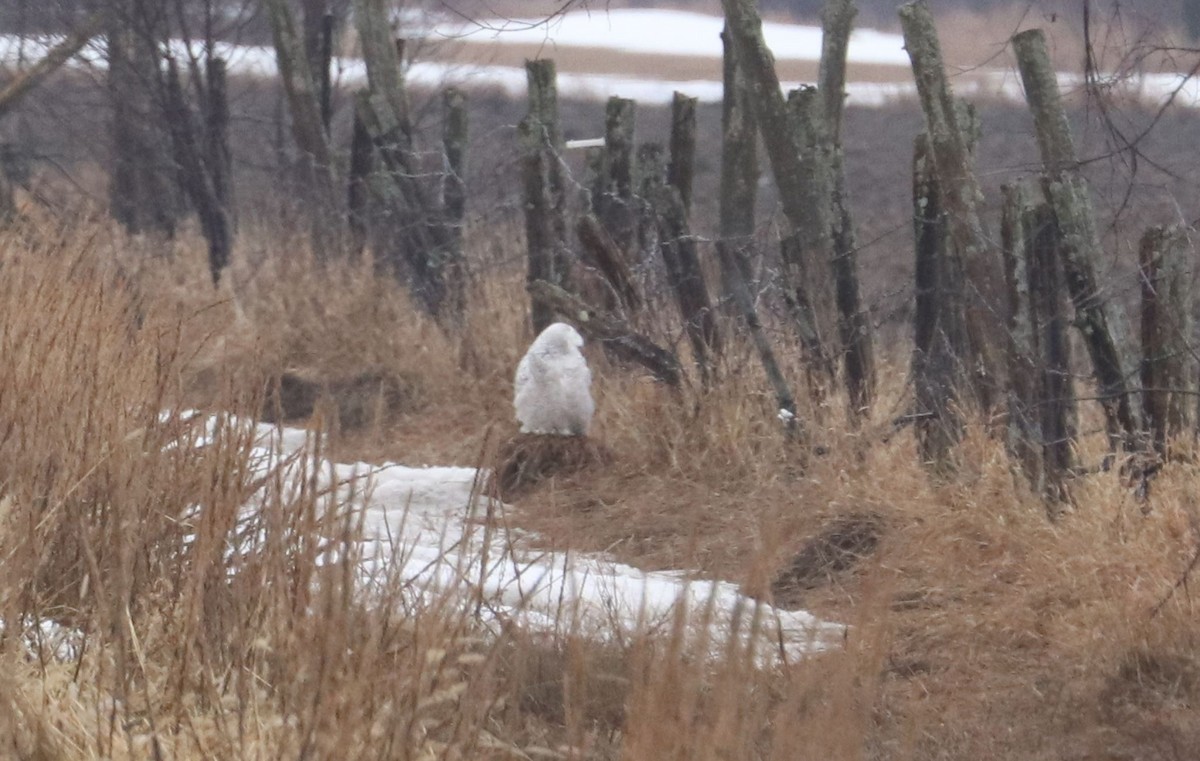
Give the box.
[514,322,595,436]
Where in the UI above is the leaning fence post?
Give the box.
[1013,27,1142,453]
[899,0,1004,412]
[820,0,875,417]
[717,21,801,440]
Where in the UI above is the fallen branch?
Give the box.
[527,279,682,387]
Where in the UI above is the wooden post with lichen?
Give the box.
[716,23,802,439]
[668,92,697,216]
[783,87,835,391]
[635,142,665,264]
[1024,204,1076,503]
[1001,183,1042,491]
[1012,27,1142,453]
[1003,182,1078,506]
[596,97,639,259]
[521,60,572,333]
[899,0,1004,411]
[911,131,964,472]
[820,0,875,416]
[1139,225,1192,455]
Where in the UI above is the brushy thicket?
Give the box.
[0,194,1199,760]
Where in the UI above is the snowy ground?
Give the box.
[2,8,1200,108]
[175,413,845,666]
[408,7,910,66]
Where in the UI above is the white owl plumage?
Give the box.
[514,322,595,436]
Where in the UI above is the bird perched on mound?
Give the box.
[514,322,594,436]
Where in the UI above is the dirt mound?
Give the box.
[770,512,885,609]
[493,433,611,501]
[261,369,422,430]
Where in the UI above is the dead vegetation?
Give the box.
[0,162,1199,760]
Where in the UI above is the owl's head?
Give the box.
[537,322,585,354]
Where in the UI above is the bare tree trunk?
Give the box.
[107,4,179,236]
[347,103,372,255]
[264,0,340,255]
[820,0,875,416]
[522,60,572,333]
[667,92,697,216]
[302,1,333,134]
[1139,225,1192,455]
[352,0,461,319]
[206,56,233,233]
[899,0,1004,410]
[441,87,469,318]
[164,57,232,286]
[1012,27,1142,453]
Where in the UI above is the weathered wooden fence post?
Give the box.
[784,87,836,391]
[899,0,1004,412]
[668,92,697,216]
[1024,204,1076,504]
[716,22,802,439]
[643,146,721,387]
[595,97,639,260]
[1012,27,1142,453]
[911,131,965,472]
[721,0,832,378]
[820,0,875,416]
[635,141,665,264]
[1002,183,1078,506]
[521,59,572,333]
[1139,225,1192,455]
[716,24,759,303]
[1002,183,1042,491]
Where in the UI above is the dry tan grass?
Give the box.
[0,197,1198,760]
